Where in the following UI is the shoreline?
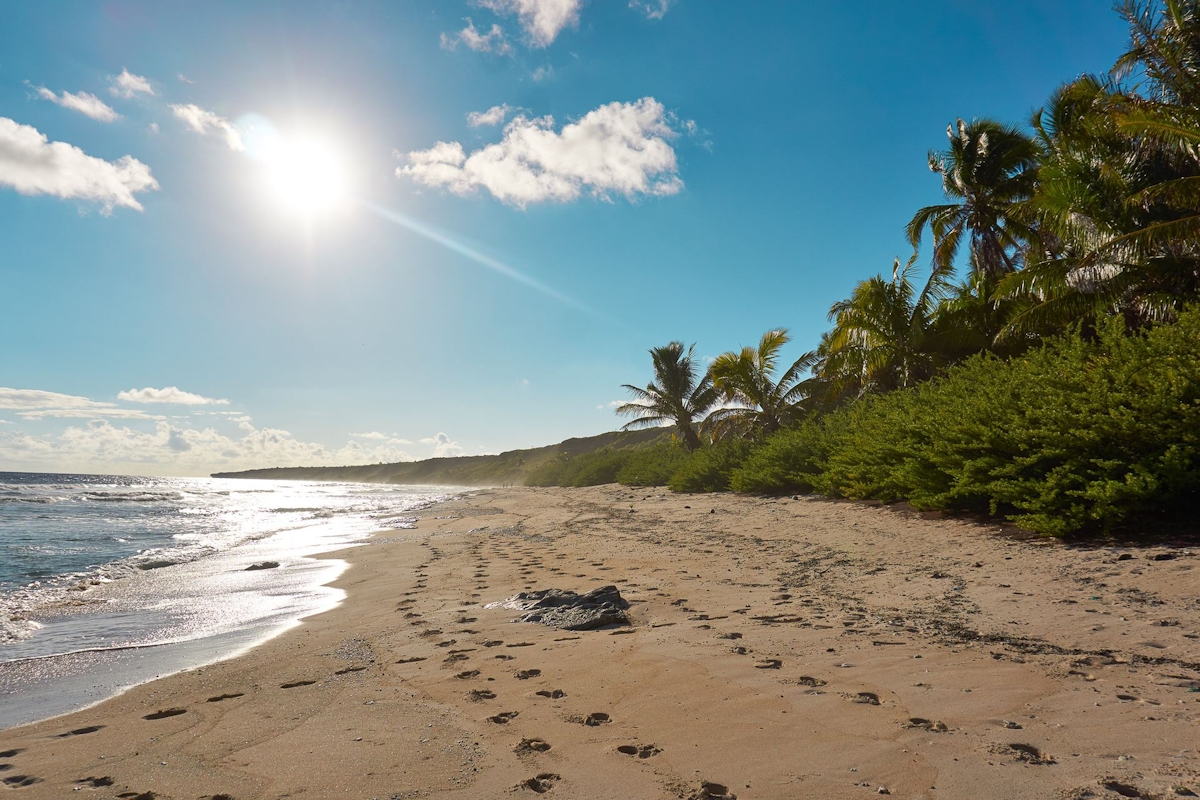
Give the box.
[0,482,460,731]
[0,486,1197,799]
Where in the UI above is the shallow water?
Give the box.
[0,472,455,728]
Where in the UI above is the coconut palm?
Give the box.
[999,1,1200,334]
[615,342,719,451]
[820,258,953,396]
[907,118,1041,284]
[706,329,812,440]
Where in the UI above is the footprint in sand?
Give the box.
[515,669,542,680]
[280,680,317,689]
[115,792,157,799]
[617,744,662,759]
[468,689,497,701]
[143,708,188,720]
[689,780,736,799]
[516,738,552,754]
[755,659,782,669]
[55,726,104,738]
[444,653,470,665]
[571,712,610,726]
[487,711,520,724]
[1102,780,1162,799]
[0,750,21,758]
[906,718,948,732]
[996,743,1055,765]
[2,775,42,788]
[495,654,516,661]
[536,689,566,699]
[76,776,115,788]
[795,676,827,687]
[484,640,504,647]
[334,665,367,675]
[506,642,535,648]
[850,692,881,706]
[518,773,560,793]
[456,670,481,679]
[396,656,427,664]
[206,693,245,703]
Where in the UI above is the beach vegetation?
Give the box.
[538,2,1200,536]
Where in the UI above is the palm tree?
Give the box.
[907,118,1041,285]
[707,329,812,439]
[615,342,719,451]
[820,258,952,396]
[998,1,1200,335]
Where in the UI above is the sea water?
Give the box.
[0,472,455,728]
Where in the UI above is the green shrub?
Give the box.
[524,454,575,487]
[566,449,635,487]
[777,310,1200,535]
[616,443,690,486]
[729,411,857,493]
[669,439,758,492]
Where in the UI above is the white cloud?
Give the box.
[0,388,160,420]
[148,122,160,134]
[169,103,244,151]
[478,0,581,47]
[0,417,422,475]
[398,97,685,207]
[420,432,463,458]
[467,104,513,127]
[33,87,119,123]
[351,431,413,444]
[441,19,513,55]
[0,118,158,213]
[177,74,195,85]
[630,0,671,20]
[117,386,230,406]
[109,69,155,99]
[530,64,555,82]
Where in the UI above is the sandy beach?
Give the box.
[1,486,1197,799]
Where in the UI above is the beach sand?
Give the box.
[1,486,1197,799]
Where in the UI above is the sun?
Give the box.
[262,136,349,218]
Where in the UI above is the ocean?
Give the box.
[0,472,455,729]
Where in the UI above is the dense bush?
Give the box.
[616,444,690,486]
[737,310,1200,534]
[525,443,685,488]
[729,411,856,493]
[524,450,633,487]
[529,309,1200,534]
[669,439,757,492]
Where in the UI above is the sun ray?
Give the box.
[361,201,600,317]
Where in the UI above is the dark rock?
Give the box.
[488,585,630,631]
[245,561,280,571]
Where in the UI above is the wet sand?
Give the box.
[0,486,1197,799]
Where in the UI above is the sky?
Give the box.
[0,0,1131,476]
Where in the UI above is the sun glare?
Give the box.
[262,136,349,218]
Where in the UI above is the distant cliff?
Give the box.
[211,428,665,486]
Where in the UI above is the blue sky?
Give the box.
[0,0,1129,475]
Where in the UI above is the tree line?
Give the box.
[529,2,1200,536]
